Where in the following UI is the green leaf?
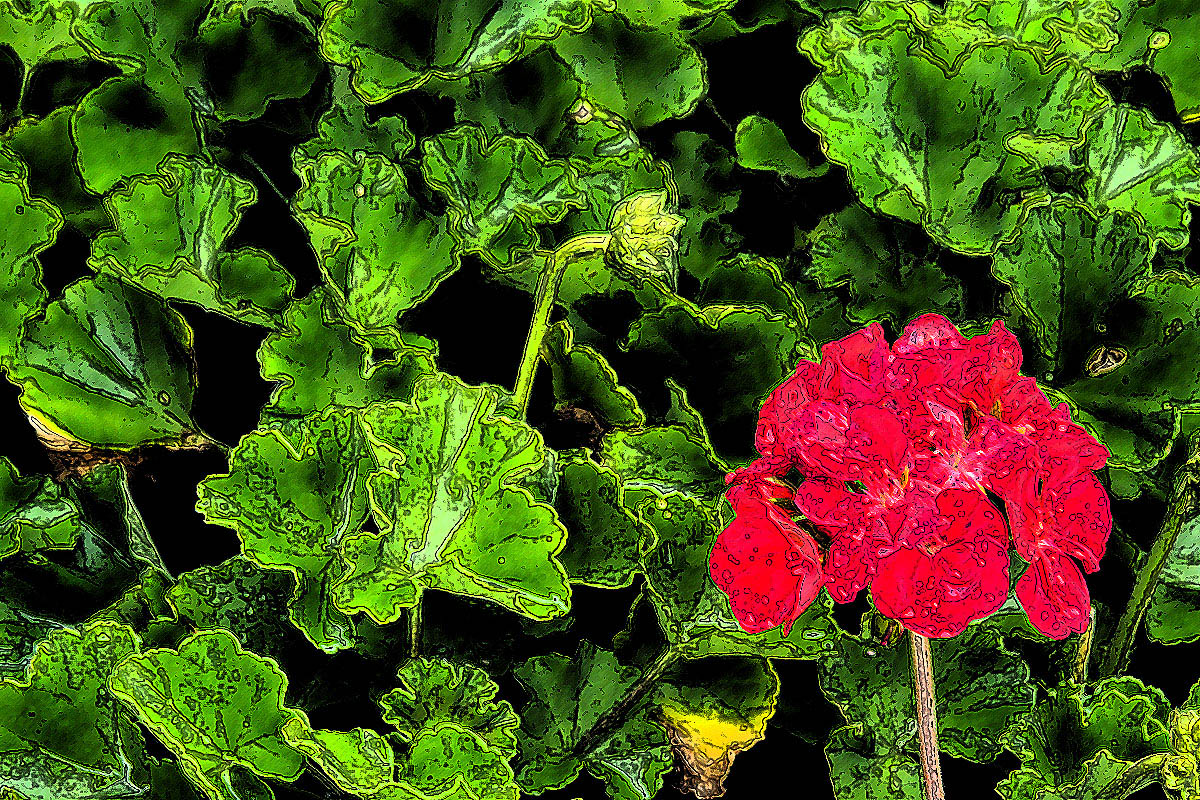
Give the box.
[1088,0,1200,123]
[292,151,457,334]
[90,155,293,325]
[318,0,610,103]
[654,657,779,798]
[826,726,922,800]
[1057,271,1200,471]
[258,290,435,417]
[599,426,726,500]
[514,643,671,800]
[108,629,305,800]
[994,204,1150,375]
[555,452,656,589]
[333,372,572,623]
[3,109,107,234]
[807,204,963,328]
[0,166,60,364]
[820,627,1034,763]
[545,321,645,428]
[421,124,586,268]
[7,276,202,449]
[1078,104,1200,252]
[0,459,80,562]
[0,621,145,800]
[0,0,88,121]
[614,0,736,28]
[552,14,707,128]
[1147,515,1200,645]
[799,0,1107,254]
[294,67,415,165]
[165,557,295,655]
[71,0,321,192]
[0,599,59,681]
[941,0,1122,63]
[999,677,1171,799]
[197,409,376,652]
[623,302,805,455]
[635,487,840,659]
[280,714,394,796]
[661,132,740,281]
[379,657,520,757]
[398,722,520,800]
[735,115,827,180]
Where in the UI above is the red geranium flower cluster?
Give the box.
[710,315,1112,639]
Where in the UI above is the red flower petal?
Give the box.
[757,360,821,461]
[816,322,889,404]
[1016,549,1091,639]
[872,489,1009,637]
[711,478,824,634]
[792,401,911,490]
[1008,471,1111,572]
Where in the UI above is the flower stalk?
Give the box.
[910,632,945,800]
[1101,432,1200,677]
[510,234,610,419]
[407,592,423,659]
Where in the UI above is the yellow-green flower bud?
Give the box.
[605,191,685,287]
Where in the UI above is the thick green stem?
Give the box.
[407,596,423,659]
[511,234,609,419]
[1101,433,1200,677]
[911,632,945,800]
[570,646,679,759]
[1097,753,1169,799]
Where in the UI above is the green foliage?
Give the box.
[3,0,1200,798]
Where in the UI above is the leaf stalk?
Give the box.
[570,645,679,759]
[910,632,945,800]
[1101,432,1200,677]
[510,233,610,419]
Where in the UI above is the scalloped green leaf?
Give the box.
[420,125,587,268]
[281,714,394,796]
[1146,514,1200,646]
[108,629,305,800]
[293,151,456,334]
[165,557,294,656]
[258,290,436,418]
[514,643,671,800]
[333,372,571,623]
[599,426,726,500]
[635,487,840,659]
[0,165,59,365]
[661,132,740,281]
[318,0,610,103]
[551,14,707,128]
[941,0,1122,63]
[995,204,1150,374]
[735,115,827,180]
[294,67,415,165]
[3,109,107,234]
[0,459,80,562]
[0,621,145,800]
[71,0,321,192]
[545,322,645,428]
[379,657,520,757]
[1057,271,1200,471]
[399,722,520,800]
[799,0,1108,255]
[89,155,293,325]
[1088,0,1200,122]
[820,627,1035,764]
[0,0,88,122]
[623,302,805,455]
[615,0,737,28]
[1079,104,1200,252]
[7,276,202,449]
[998,677,1171,799]
[555,452,656,588]
[807,204,963,328]
[826,726,922,800]
[197,409,376,652]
